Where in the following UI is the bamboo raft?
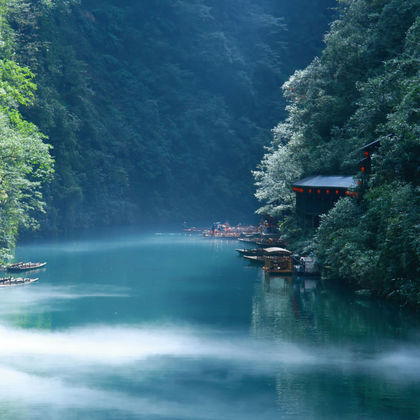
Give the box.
[6,262,47,272]
[0,277,39,287]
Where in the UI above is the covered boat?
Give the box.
[236,247,292,256]
[263,255,294,275]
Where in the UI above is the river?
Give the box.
[0,230,419,419]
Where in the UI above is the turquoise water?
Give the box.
[1,230,420,419]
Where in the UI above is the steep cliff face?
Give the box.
[10,0,333,233]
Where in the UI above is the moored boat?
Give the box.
[253,238,287,247]
[236,247,292,256]
[6,262,47,272]
[0,277,39,287]
[237,237,286,247]
[237,237,257,243]
[243,255,265,263]
[263,255,294,275]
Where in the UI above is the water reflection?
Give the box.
[251,275,319,343]
[251,274,420,419]
[253,274,420,344]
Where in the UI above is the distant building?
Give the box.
[292,175,357,227]
[291,139,381,227]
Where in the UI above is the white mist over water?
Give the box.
[0,285,129,315]
[0,365,230,420]
[1,323,420,378]
[1,322,420,419]
[17,232,208,256]
[0,324,313,366]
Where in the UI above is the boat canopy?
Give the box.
[264,247,291,254]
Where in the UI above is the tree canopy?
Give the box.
[0,1,53,261]
[254,0,419,304]
[8,0,334,232]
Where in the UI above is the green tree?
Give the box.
[0,1,53,261]
[255,0,419,304]
[6,0,334,232]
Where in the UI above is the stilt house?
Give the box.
[292,175,357,227]
[292,139,380,227]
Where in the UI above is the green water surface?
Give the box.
[0,230,419,420]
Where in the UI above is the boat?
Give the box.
[236,247,292,256]
[253,238,287,247]
[237,236,287,247]
[263,255,294,275]
[6,262,47,272]
[237,237,257,243]
[243,255,265,263]
[236,248,263,255]
[0,277,39,287]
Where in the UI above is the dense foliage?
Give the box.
[0,1,53,261]
[254,0,419,304]
[6,0,333,233]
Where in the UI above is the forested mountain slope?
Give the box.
[254,0,419,304]
[7,0,334,233]
[0,2,53,261]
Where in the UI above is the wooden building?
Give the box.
[292,175,357,227]
[291,139,380,228]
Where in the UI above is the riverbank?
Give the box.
[217,221,419,310]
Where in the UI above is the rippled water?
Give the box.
[0,230,419,419]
